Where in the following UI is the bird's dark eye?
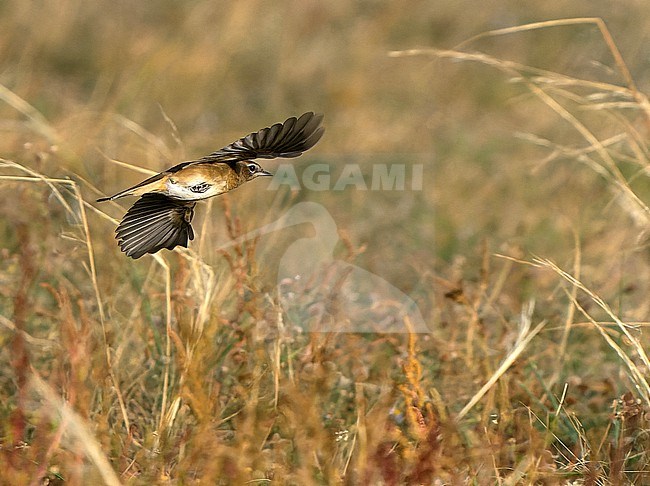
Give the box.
[247,163,258,172]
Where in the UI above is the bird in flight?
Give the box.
[97,112,324,259]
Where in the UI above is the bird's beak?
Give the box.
[261,169,273,177]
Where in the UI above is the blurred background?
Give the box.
[1,0,649,483]
[1,1,648,279]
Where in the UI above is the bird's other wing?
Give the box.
[197,112,325,165]
[115,193,196,259]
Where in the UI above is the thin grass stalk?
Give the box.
[153,254,173,441]
[0,163,132,434]
[0,82,60,144]
[536,257,650,406]
[29,374,123,486]
[454,18,636,89]
[456,317,546,421]
[552,230,581,386]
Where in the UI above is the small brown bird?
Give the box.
[97,112,324,259]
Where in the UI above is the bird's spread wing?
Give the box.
[115,193,196,259]
[97,112,324,200]
[192,111,324,167]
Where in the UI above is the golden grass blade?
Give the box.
[71,180,104,322]
[390,28,650,227]
[0,174,72,184]
[96,148,158,176]
[29,374,123,486]
[163,395,182,434]
[158,103,184,153]
[153,253,173,440]
[0,161,132,435]
[525,84,650,224]
[536,258,650,406]
[0,314,58,348]
[0,82,60,144]
[552,230,581,385]
[0,161,107,321]
[451,17,648,121]
[113,114,173,161]
[456,317,547,421]
[388,48,633,97]
[0,160,76,215]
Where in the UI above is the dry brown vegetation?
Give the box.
[1,1,650,484]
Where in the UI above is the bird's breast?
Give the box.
[164,164,239,200]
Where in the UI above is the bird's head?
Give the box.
[237,161,273,181]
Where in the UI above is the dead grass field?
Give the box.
[1,1,650,484]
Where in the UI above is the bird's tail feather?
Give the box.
[96,173,167,203]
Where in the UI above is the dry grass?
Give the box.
[1,2,650,484]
